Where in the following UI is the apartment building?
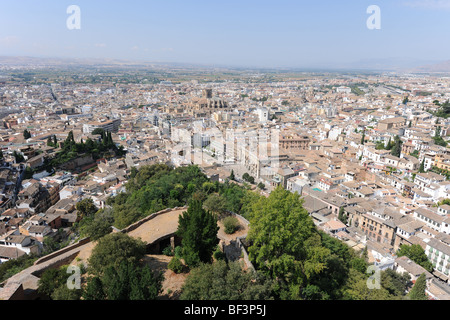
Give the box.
[83,118,121,134]
[425,236,450,279]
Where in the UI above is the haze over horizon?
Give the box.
[1,0,450,70]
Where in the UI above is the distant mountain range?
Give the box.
[1,55,450,73]
[411,60,450,73]
[0,56,165,68]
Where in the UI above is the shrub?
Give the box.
[174,246,183,259]
[168,256,184,274]
[223,216,240,234]
[213,247,226,261]
[162,246,174,256]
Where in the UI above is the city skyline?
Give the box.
[1,0,450,69]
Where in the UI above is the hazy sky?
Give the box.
[1,0,450,68]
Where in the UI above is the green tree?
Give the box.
[229,170,236,181]
[361,131,366,145]
[242,173,255,184]
[47,136,54,147]
[381,269,411,298]
[375,141,386,150]
[51,285,82,300]
[343,268,391,300]
[397,244,433,272]
[168,256,184,274]
[408,273,428,300]
[390,135,402,158]
[419,159,425,173]
[350,257,367,274]
[176,199,219,268]
[202,181,216,194]
[180,260,275,300]
[113,204,143,230]
[76,198,98,219]
[92,128,106,136]
[220,183,247,214]
[0,254,37,283]
[83,276,106,300]
[23,129,31,139]
[78,208,114,240]
[338,207,348,225]
[13,151,25,163]
[246,186,330,299]
[38,265,74,298]
[437,198,450,206]
[203,193,227,216]
[88,233,147,276]
[410,150,419,159]
[99,260,162,300]
[433,126,447,146]
[223,216,240,234]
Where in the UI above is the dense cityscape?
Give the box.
[0,62,449,301]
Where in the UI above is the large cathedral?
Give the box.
[188,89,230,117]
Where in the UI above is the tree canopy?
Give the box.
[180,260,275,300]
[246,186,330,299]
[408,273,428,300]
[397,244,433,272]
[88,233,147,276]
[84,260,163,300]
[176,199,219,267]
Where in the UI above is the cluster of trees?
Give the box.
[180,260,276,300]
[410,149,419,159]
[350,86,365,96]
[375,137,395,151]
[38,265,84,300]
[171,196,276,300]
[12,150,25,163]
[177,185,426,300]
[251,96,268,102]
[433,126,447,147]
[72,198,115,241]
[37,233,163,300]
[390,135,403,158]
[242,172,255,184]
[107,164,210,229]
[433,100,450,119]
[35,164,434,301]
[51,130,125,167]
[105,164,254,230]
[46,135,58,148]
[374,136,402,158]
[0,254,38,283]
[241,186,422,300]
[429,166,450,180]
